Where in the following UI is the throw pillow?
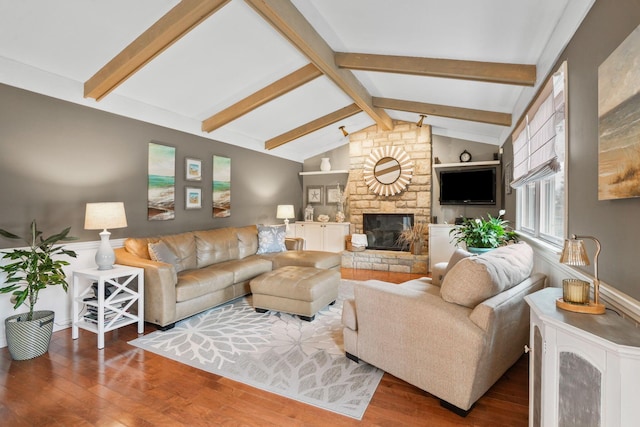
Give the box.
[440,243,533,308]
[256,224,287,254]
[444,247,473,276]
[148,240,180,269]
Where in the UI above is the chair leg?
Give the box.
[439,399,474,417]
[346,352,359,363]
[299,314,315,322]
[159,323,175,331]
[255,308,268,314]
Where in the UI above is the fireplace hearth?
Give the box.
[363,213,414,251]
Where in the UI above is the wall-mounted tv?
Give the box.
[439,167,496,205]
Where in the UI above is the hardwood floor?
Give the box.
[0,269,529,426]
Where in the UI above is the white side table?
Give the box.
[72,265,144,349]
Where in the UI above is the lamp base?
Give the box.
[556,298,606,315]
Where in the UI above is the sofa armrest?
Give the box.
[285,237,304,251]
[431,262,448,286]
[115,247,178,327]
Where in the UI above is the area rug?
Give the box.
[128,280,382,420]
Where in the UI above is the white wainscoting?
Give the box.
[521,235,640,325]
[0,239,125,348]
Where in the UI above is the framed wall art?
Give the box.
[326,185,343,204]
[185,157,202,181]
[598,24,640,200]
[148,142,175,221]
[213,155,231,217]
[307,185,324,205]
[185,187,202,209]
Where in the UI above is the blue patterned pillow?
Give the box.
[256,224,287,254]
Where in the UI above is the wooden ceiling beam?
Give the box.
[245,0,392,131]
[373,97,511,127]
[202,63,322,132]
[265,103,361,150]
[336,52,536,87]
[84,0,231,100]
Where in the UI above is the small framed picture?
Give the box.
[307,185,324,204]
[185,157,202,181]
[326,185,343,204]
[185,187,202,209]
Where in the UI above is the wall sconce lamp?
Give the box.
[416,114,426,127]
[276,204,295,232]
[557,234,606,314]
[84,202,128,270]
[339,126,349,137]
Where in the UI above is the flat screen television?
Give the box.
[439,167,496,205]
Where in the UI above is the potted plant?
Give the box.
[0,220,77,360]
[397,221,427,254]
[449,210,518,254]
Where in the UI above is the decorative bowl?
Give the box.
[317,214,330,222]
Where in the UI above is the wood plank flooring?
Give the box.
[0,268,529,426]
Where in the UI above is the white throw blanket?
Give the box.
[351,233,368,248]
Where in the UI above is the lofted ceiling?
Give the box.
[0,0,594,162]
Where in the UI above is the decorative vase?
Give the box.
[336,211,345,223]
[320,157,331,172]
[5,310,55,360]
[411,241,423,255]
[467,247,494,255]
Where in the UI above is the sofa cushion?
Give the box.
[125,237,159,260]
[256,224,287,254]
[236,225,259,259]
[162,232,197,272]
[445,248,473,276]
[176,268,235,302]
[148,241,180,268]
[195,228,239,268]
[214,256,273,283]
[440,243,533,308]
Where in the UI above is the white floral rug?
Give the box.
[128,280,382,420]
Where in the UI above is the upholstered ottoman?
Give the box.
[250,266,340,321]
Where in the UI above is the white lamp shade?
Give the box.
[84,202,128,230]
[276,205,295,219]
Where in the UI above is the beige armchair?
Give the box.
[342,243,546,415]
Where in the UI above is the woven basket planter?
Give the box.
[5,310,55,360]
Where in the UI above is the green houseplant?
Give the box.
[0,220,77,360]
[449,210,518,253]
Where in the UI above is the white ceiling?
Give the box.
[0,0,595,162]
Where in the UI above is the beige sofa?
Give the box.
[115,225,340,329]
[342,242,545,415]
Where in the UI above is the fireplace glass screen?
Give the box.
[363,213,414,251]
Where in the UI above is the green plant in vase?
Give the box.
[449,210,518,253]
[0,220,77,360]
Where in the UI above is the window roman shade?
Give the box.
[511,68,565,189]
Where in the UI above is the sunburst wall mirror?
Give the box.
[363,146,414,196]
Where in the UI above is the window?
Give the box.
[512,62,567,246]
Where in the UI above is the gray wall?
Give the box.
[0,84,303,247]
[504,0,640,300]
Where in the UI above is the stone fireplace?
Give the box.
[341,121,431,273]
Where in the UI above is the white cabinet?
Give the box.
[526,288,640,427]
[428,224,457,272]
[294,222,350,252]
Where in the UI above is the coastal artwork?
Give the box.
[213,155,230,217]
[598,24,640,200]
[148,142,176,220]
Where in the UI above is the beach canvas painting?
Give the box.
[213,155,230,217]
[148,142,176,220]
[598,24,640,200]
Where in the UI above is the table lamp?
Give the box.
[84,202,128,270]
[557,234,605,314]
[276,205,295,232]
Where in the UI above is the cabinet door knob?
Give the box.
[524,345,531,353]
